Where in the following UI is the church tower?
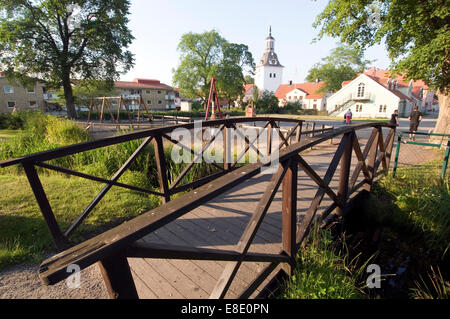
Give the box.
[254,26,284,93]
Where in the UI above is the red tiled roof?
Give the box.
[365,74,415,102]
[342,80,352,88]
[364,67,429,89]
[244,84,254,93]
[275,82,325,100]
[115,78,173,90]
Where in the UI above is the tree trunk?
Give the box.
[431,89,450,145]
[63,73,77,120]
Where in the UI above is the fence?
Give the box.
[393,131,450,179]
[0,117,395,299]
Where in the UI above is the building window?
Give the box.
[3,85,14,94]
[357,83,365,97]
[313,104,317,110]
[146,90,151,94]
[157,90,161,94]
[300,96,303,100]
[269,73,272,78]
[27,86,35,94]
[379,105,387,113]
[158,100,162,105]
[273,73,276,78]
[6,101,15,108]
[356,104,362,112]
[147,100,152,105]
[29,101,38,108]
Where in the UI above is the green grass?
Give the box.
[371,166,450,258]
[0,173,160,270]
[280,227,369,299]
[0,129,20,141]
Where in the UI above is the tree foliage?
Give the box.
[172,30,254,105]
[306,43,373,93]
[313,0,449,93]
[313,0,450,135]
[0,0,134,118]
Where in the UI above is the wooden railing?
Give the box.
[0,117,329,250]
[0,117,396,299]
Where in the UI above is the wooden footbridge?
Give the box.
[0,117,396,299]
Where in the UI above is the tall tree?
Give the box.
[0,0,134,119]
[313,0,450,137]
[172,30,254,105]
[306,43,373,93]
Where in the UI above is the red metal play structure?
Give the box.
[204,77,223,121]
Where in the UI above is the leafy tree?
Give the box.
[0,0,134,119]
[172,30,254,106]
[306,43,373,93]
[313,0,450,136]
[255,91,280,114]
[244,75,254,84]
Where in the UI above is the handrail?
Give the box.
[33,120,396,299]
[0,117,313,168]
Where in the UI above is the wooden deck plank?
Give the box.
[127,138,371,299]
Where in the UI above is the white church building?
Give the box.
[254,27,284,93]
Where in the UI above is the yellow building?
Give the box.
[0,73,52,113]
[115,78,176,110]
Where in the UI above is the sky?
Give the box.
[123,0,392,86]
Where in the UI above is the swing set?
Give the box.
[86,95,153,125]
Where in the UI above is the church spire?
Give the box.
[269,25,272,37]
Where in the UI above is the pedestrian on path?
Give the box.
[390,110,399,126]
[408,106,423,141]
[345,109,353,124]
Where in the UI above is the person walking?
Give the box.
[345,109,353,124]
[390,109,399,126]
[408,106,423,141]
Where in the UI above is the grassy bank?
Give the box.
[0,173,159,270]
[280,163,449,299]
[0,111,221,270]
[280,227,368,299]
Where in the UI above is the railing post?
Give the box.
[282,157,298,275]
[223,123,231,171]
[295,121,302,143]
[23,163,68,251]
[336,132,354,216]
[153,135,171,203]
[393,133,402,177]
[441,138,450,179]
[266,121,273,157]
[98,253,139,299]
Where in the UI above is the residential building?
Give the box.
[254,27,284,93]
[363,67,437,112]
[0,72,53,113]
[275,81,331,111]
[326,68,422,118]
[114,78,176,110]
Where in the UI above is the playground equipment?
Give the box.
[204,77,223,121]
[87,95,152,125]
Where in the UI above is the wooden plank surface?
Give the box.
[129,138,367,299]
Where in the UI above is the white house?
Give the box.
[254,27,284,93]
[275,81,331,111]
[326,72,416,118]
